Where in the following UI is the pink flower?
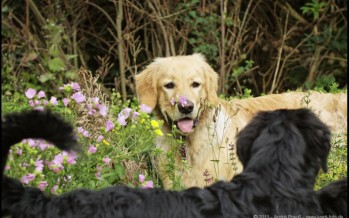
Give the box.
[71,92,86,103]
[38,181,48,191]
[63,98,69,107]
[50,96,58,106]
[34,100,40,106]
[88,145,97,154]
[16,149,22,156]
[139,174,145,183]
[43,100,49,105]
[123,108,132,117]
[37,90,46,99]
[106,120,115,132]
[25,88,36,99]
[99,104,108,117]
[5,165,10,171]
[66,151,77,164]
[95,166,102,180]
[38,141,48,150]
[35,159,44,173]
[20,173,35,184]
[51,185,58,194]
[88,108,96,116]
[71,82,80,91]
[132,111,140,120]
[96,135,104,142]
[53,153,64,165]
[117,115,127,126]
[140,104,152,113]
[142,181,154,189]
[92,97,99,104]
[77,127,84,133]
[179,96,188,107]
[82,130,89,137]
[103,157,111,164]
[29,100,35,107]
[27,139,37,147]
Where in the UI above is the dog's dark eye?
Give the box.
[164,82,175,89]
[192,82,200,88]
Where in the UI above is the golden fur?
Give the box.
[135,53,347,189]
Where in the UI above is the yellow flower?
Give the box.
[151,120,160,128]
[154,129,163,136]
[140,118,145,124]
[102,140,110,146]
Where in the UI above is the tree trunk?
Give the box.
[117,0,127,101]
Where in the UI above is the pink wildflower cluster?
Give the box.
[47,151,77,173]
[88,97,108,117]
[21,139,52,151]
[59,83,108,117]
[94,156,112,180]
[138,174,154,189]
[170,96,188,107]
[117,108,138,126]
[24,88,56,111]
[116,104,152,127]
[25,82,108,118]
[77,127,90,137]
[17,144,77,192]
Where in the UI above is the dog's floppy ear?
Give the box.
[236,111,272,166]
[293,109,332,172]
[197,54,219,105]
[135,65,158,110]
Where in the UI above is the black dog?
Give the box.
[1,109,347,217]
[317,177,347,216]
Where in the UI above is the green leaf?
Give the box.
[38,73,54,83]
[65,54,78,60]
[114,164,125,180]
[48,57,65,72]
[65,71,77,79]
[49,45,60,57]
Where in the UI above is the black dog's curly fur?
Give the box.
[317,177,347,216]
[1,109,347,217]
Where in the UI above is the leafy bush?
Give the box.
[3,79,163,194]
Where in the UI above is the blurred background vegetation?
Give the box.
[2,0,347,101]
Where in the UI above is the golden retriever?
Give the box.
[135,53,347,189]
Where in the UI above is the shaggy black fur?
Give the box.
[317,177,347,216]
[1,109,347,218]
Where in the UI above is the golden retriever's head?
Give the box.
[135,53,219,135]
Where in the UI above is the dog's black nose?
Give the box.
[178,100,194,114]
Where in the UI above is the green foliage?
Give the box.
[232,59,254,79]
[180,1,219,63]
[1,2,78,97]
[2,84,161,194]
[315,133,347,190]
[306,75,344,93]
[225,59,254,96]
[301,0,327,19]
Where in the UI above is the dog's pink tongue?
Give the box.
[177,119,194,133]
